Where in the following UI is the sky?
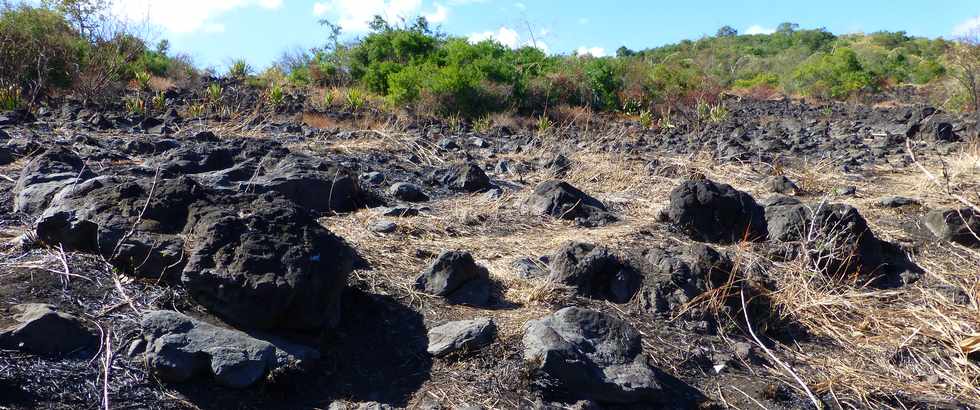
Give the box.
[109,0,980,70]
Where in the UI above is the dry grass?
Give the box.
[309,122,980,408]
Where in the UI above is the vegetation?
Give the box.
[1,2,977,123]
[0,1,194,105]
[259,16,957,119]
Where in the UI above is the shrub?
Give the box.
[0,85,23,110]
[791,48,876,99]
[0,4,87,103]
[344,88,366,111]
[228,59,251,79]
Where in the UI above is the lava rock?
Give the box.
[547,242,640,303]
[635,244,734,313]
[369,220,397,233]
[430,162,493,192]
[427,317,496,357]
[389,182,429,202]
[36,176,205,278]
[766,200,885,277]
[245,154,362,213]
[923,208,980,247]
[666,178,767,243]
[14,147,96,216]
[878,196,920,208]
[523,307,664,404]
[512,256,549,280]
[376,206,420,217]
[140,310,319,388]
[0,304,95,355]
[768,175,799,195]
[181,193,354,331]
[522,180,616,227]
[414,251,491,306]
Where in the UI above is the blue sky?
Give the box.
[112,0,980,70]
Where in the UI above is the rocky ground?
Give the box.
[0,85,978,410]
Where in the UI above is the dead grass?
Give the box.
[312,121,980,407]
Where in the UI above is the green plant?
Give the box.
[621,99,642,115]
[267,83,285,107]
[0,86,23,110]
[323,89,335,107]
[124,96,145,115]
[187,103,205,118]
[446,113,463,133]
[473,114,493,132]
[344,88,366,111]
[134,71,151,90]
[536,114,552,135]
[206,83,222,103]
[708,103,729,123]
[151,90,165,111]
[228,59,251,79]
[657,107,675,129]
[638,109,653,129]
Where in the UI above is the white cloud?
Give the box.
[114,0,282,34]
[514,2,525,10]
[469,26,520,48]
[313,2,333,16]
[203,22,226,33]
[424,4,448,24]
[576,46,606,57]
[311,0,448,33]
[953,16,980,37]
[468,26,548,53]
[258,0,283,8]
[578,17,589,25]
[745,24,775,35]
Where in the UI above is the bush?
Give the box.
[0,4,87,103]
[791,48,875,98]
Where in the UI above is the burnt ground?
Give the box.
[0,89,978,410]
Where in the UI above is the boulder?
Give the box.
[389,182,429,202]
[414,251,491,306]
[766,199,885,277]
[767,175,798,195]
[522,180,616,227]
[14,147,95,216]
[635,244,734,313]
[923,208,980,247]
[878,196,919,208]
[427,317,496,357]
[547,242,640,303]
[430,163,492,192]
[181,193,354,331]
[140,310,319,388]
[36,176,206,278]
[666,179,767,243]
[245,154,362,213]
[0,304,95,355]
[523,307,664,404]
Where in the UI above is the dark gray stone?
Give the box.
[923,208,980,247]
[878,196,919,208]
[181,193,354,331]
[370,220,397,233]
[140,310,319,388]
[635,244,734,313]
[427,317,496,357]
[768,175,798,195]
[0,304,95,355]
[666,179,767,243]
[414,251,491,306]
[14,147,96,216]
[522,180,616,227]
[548,243,640,303]
[389,182,429,202]
[523,307,664,404]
